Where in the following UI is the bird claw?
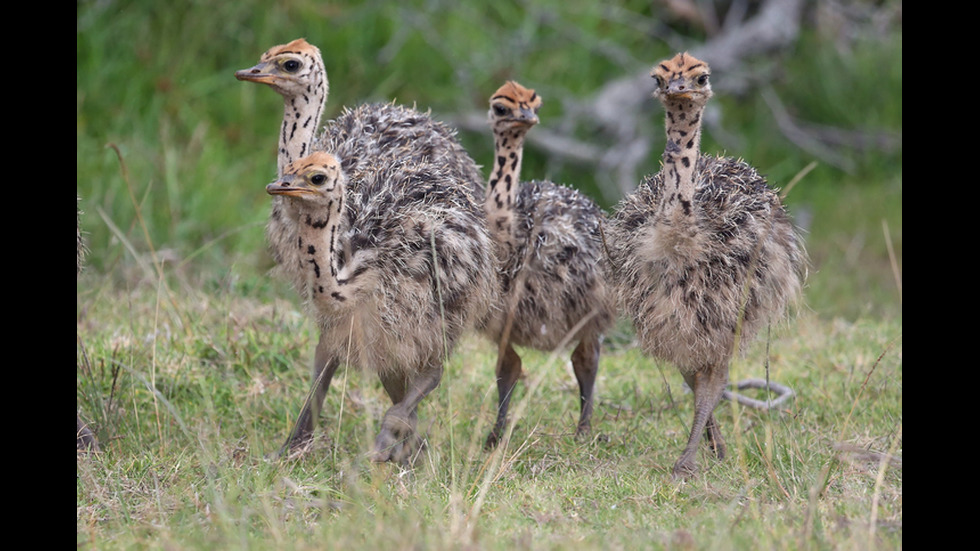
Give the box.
[672,456,698,480]
[373,412,422,465]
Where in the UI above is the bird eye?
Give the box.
[493,104,509,117]
[696,74,709,86]
[311,174,327,186]
[653,75,665,89]
[283,59,301,72]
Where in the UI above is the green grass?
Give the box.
[77,278,901,549]
[78,1,901,549]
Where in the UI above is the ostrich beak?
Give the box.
[518,108,539,126]
[266,181,315,197]
[235,62,277,85]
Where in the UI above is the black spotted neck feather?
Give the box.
[486,125,526,252]
[275,46,327,177]
[486,81,541,256]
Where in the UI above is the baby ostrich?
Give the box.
[236,39,491,454]
[77,198,99,452]
[481,81,614,448]
[267,152,495,464]
[607,53,806,478]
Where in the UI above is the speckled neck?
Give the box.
[486,125,529,252]
[660,97,705,219]
[290,192,347,306]
[277,70,327,177]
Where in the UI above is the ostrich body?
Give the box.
[238,39,494,460]
[267,152,495,464]
[607,53,805,477]
[481,81,614,448]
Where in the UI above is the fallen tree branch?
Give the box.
[761,87,902,174]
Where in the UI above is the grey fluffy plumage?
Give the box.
[611,154,805,368]
[277,100,486,289]
[607,53,806,477]
[265,101,488,298]
[290,156,494,370]
[318,101,485,199]
[485,179,613,351]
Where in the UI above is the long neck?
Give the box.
[486,126,528,251]
[278,74,327,177]
[294,194,348,307]
[661,98,704,219]
[269,74,325,285]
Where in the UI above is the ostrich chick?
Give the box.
[267,152,495,464]
[607,53,806,477]
[481,81,615,448]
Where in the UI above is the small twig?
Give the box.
[869,423,903,547]
[780,160,817,201]
[105,143,191,334]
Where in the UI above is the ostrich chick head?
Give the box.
[266,152,345,206]
[651,52,713,107]
[235,38,325,98]
[488,80,542,133]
